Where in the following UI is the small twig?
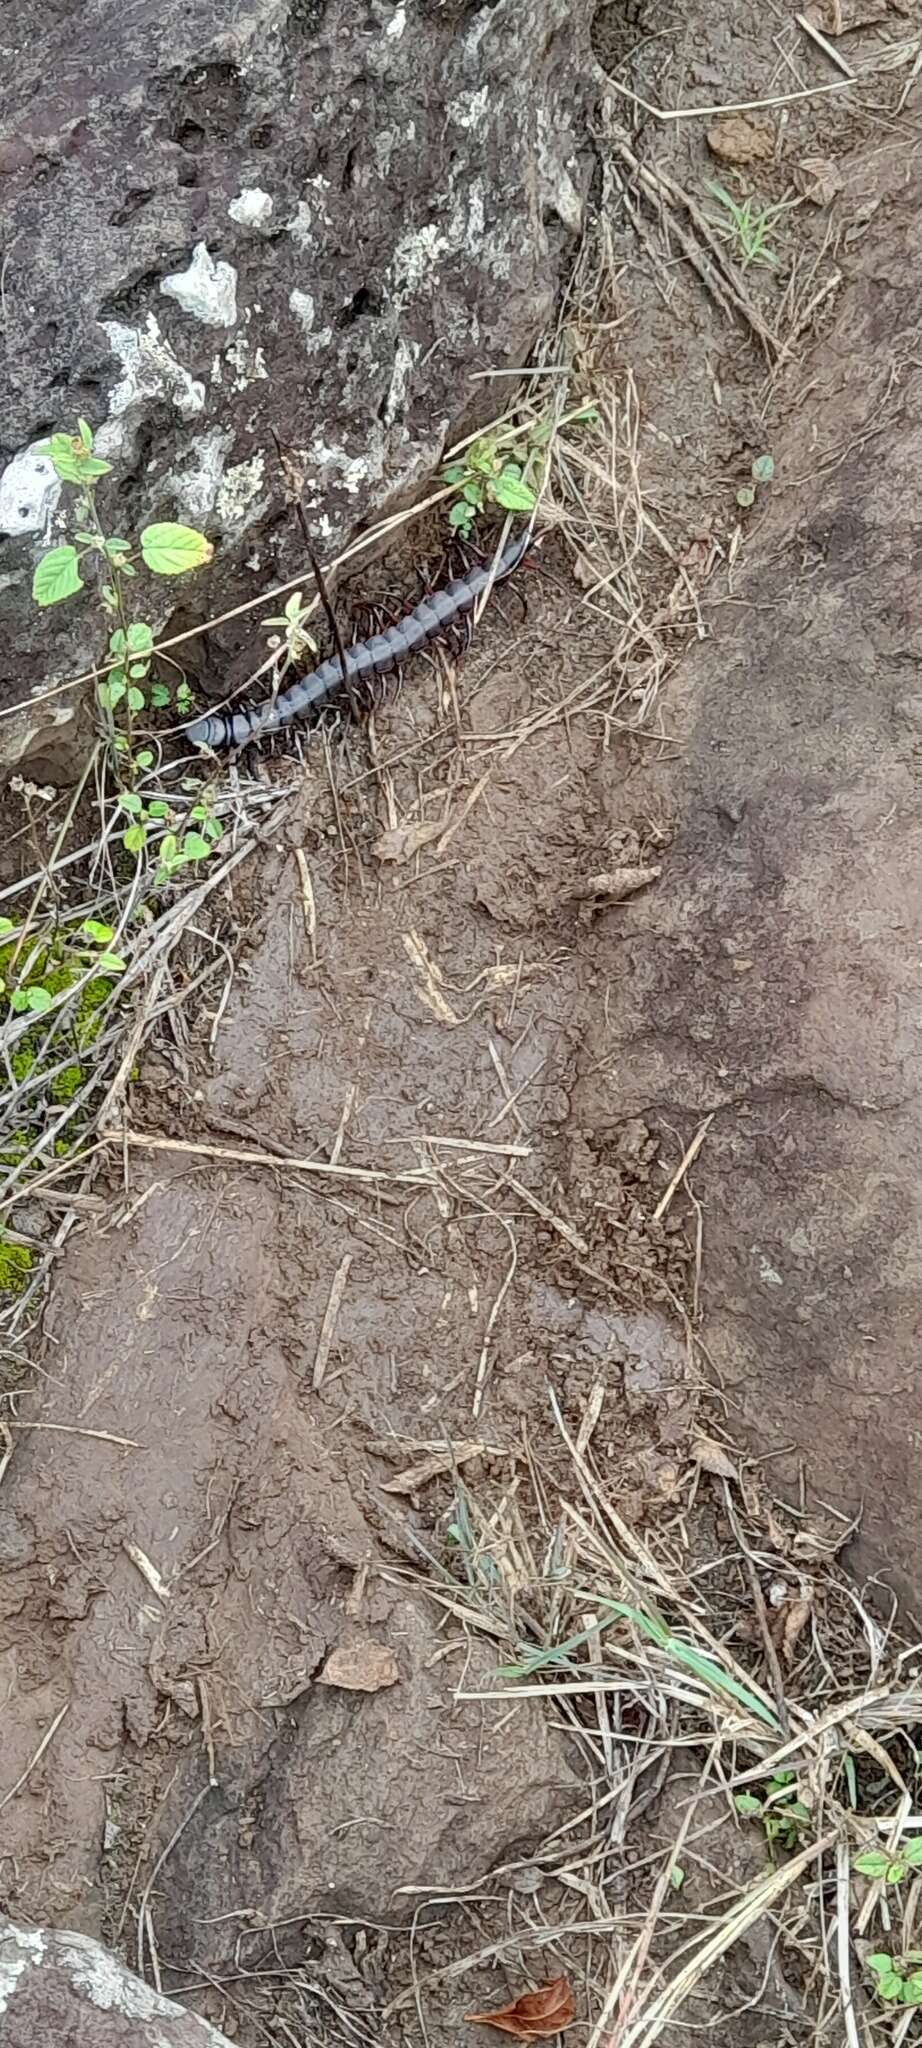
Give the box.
[6,1420,142,1448]
[795,12,855,79]
[652,1114,714,1222]
[0,1700,69,1813]
[312,1254,353,1390]
[294,848,317,963]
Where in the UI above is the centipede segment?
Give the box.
[185,529,532,752]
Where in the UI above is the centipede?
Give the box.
[184,528,533,752]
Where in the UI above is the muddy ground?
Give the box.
[2,4,921,2045]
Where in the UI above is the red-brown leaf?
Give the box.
[465,1975,576,2038]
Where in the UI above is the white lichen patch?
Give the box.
[0,444,62,539]
[161,242,238,327]
[306,434,387,497]
[215,451,270,539]
[382,337,418,426]
[228,187,274,231]
[223,334,269,392]
[0,1925,45,2017]
[162,428,234,527]
[289,290,332,355]
[287,200,313,249]
[97,315,205,461]
[448,84,489,131]
[386,2,406,35]
[390,220,451,299]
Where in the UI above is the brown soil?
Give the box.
[2,4,920,2045]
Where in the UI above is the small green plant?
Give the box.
[867,1953,922,2007]
[32,422,211,749]
[706,181,794,271]
[855,1838,922,1887]
[735,1770,811,1853]
[265,589,319,669]
[736,452,775,509]
[442,419,548,541]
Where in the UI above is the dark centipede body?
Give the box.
[185,529,532,752]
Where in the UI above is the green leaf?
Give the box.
[123,823,146,855]
[462,479,484,505]
[101,585,119,611]
[127,688,146,713]
[15,984,53,1015]
[82,919,115,945]
[905,1839,922,1867]
[120,792,144,815]
[181,831,210,861]
[442,463,467,484]
[160,832,178,864]
[0,917,14,936]
[129,663,149,680]
[109,629,126,654]
[902,1972,922,2005]
[204,816,223,840]
[734,1793,763,1817]
[887,1862,908,1884]
[449,501,474,532]
[78,418,94,451]
[126,622,154,652]
[96,951,126,973]
[669,1864,685,1891]
[752,453,775,484]
[176,682,193,714]
[150,682,171,709]
[854,1850,890,1880]
[147,800,170,820]
[491,470,537,512]
[736,484,756,508]
[140,522,213,577]
[33,545,84,607]
[98,678,127,711]
[135,750,154,770]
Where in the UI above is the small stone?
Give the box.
[318,1636,399,1693]
[707,114,776,166]
[228,188,274,231]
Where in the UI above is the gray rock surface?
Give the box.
[0,0,594,765]
[0,1920,232,2047]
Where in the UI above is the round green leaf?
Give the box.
[182,831,210,861]
[32,545,84,607]
[126,622,154,652]
[123,823,146,855]
[752,453,775,484]
[736,485,756,508]
[24,985,53,1015]
[82,919,115,944]
[140,523,214,577]
[0,917,14,937]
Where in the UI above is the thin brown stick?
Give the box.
[0,1701,69,1813]
[312,1254,353,1390]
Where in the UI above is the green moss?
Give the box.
[0,1239,33,1296]
[2,926,123,1179]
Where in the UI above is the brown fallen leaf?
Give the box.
[693,1434,738,1482]
[780,1593,813,1666]
[465,1976,576,2038]
[794,155,843,208]
[707,113,775,165]
[372,819,444,865]
[318,1636,399,1693]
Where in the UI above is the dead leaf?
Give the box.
[693,1434,738,1482]
[373,820,444,865]
[780,1594,813,1666]
[318,1636,399,1693]
[379,1440,497,1494]
[805,0,886,28]
[707,114,775,165]
[794,155,843,208]
[791,1514,849,1562]
[465,1976,576,2038]
[565,864,661,906]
